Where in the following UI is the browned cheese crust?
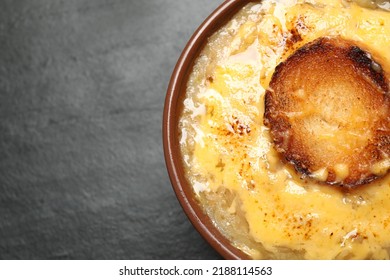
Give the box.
[264,37,390,187]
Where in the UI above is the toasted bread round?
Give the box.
[264,37,390,187]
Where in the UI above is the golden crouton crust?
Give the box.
[264,37,390,187]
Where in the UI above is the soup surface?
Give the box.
[179,0,390,259]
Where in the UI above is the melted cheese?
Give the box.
[180,0,390,259]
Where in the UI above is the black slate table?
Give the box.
[0,0,223,260]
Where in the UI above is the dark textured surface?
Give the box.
[0,0,223,259]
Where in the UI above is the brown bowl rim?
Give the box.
[163,0,254,260]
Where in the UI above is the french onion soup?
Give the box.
[179,0,390,259]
